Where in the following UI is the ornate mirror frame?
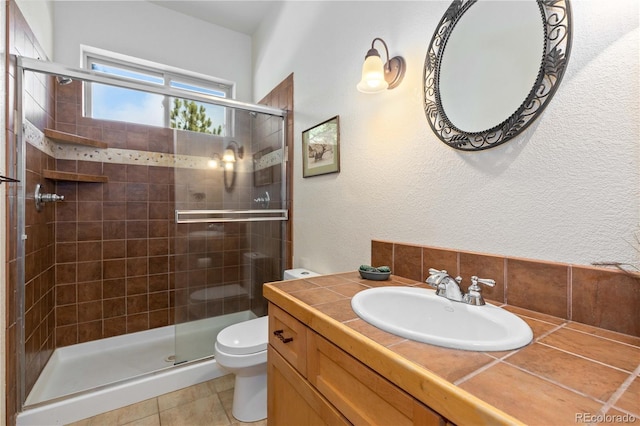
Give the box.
[424,0,572,151]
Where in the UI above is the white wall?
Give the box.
[15,0,54,58]
[253,1,640,273]
[52,1,253,101]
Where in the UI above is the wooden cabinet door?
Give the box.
[307,332,446,426]
[268,346,350,426]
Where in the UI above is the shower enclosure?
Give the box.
[13,56,288,420]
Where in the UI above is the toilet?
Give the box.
[214,268,320,422]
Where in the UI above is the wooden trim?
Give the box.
[42,170,108,183]
[44,128,108,149]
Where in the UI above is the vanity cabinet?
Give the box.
[268,303,449,426]
[268,303,348,425]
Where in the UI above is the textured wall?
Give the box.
[253,1,640,273]
[51,0,254,102]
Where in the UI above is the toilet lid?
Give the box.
[216,316,269,355]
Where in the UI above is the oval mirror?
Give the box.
[424,0,572,151]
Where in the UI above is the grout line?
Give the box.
[536,342,633,375]
[597,363,640,418]
[392,243,395,277]
[533,321,566,342]
[503,257,508,305]
[501,358,608,404]
[453,357,502,386]
[567,265,572,321]
[561,324,640,350]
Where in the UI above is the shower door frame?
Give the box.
[15,55,289,409]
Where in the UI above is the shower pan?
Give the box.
[13,56,289,424]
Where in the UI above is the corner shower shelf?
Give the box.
[44,128,108,149]
[42,170,109,183]
[40,129,109,182]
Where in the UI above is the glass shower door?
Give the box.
[172,107,287,364]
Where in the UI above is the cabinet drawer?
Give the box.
[269,303,308,376]
[308,332,445,426]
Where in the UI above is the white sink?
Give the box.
[351,286,532,351]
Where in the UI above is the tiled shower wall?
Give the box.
[371,240,640,337]
[5,2,56,424]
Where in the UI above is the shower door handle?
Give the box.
[175,209,288,223]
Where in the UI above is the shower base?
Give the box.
[18,310,255,425]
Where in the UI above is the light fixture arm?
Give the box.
[371,38,391,72]
[227,140,244,159]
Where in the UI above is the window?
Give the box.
[82,47,235,135]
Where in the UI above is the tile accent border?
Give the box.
[371,240,640,337]
[24,120,224,170]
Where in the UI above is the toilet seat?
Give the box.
[216,316,268,355]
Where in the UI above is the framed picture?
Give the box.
[253,147,273,187]
[302,116,340,178]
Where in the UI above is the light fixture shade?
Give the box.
[222,148,236,163]
[208,158,219,168]
[357,53,389,93]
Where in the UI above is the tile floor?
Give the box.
[67,374,267,426]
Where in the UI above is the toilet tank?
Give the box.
[283,268,320,280]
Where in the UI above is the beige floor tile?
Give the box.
[218,388,234,419]
[210,373,235,393]
[218,389,267,426]
[159,394,231,426]
[122,413,160,426]
[67,375,269,426]
[157,381,215,412]
[232,419,268,426]
[66,398,158,426]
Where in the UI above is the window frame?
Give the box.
[81,45,236,134]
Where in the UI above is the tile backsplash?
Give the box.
[371,240,640,337]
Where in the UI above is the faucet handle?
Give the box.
[428,268,446,275]
[463,276,495,306]
[473,276,496,288]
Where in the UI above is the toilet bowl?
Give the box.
[214,268,319,422]
[214,316,269,422]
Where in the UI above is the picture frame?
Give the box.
[302,115,340,178]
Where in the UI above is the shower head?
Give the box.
[56,76,73,85]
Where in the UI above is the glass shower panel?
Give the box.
[173,107,286,364]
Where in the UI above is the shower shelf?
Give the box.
[42,170,108,183]
[44,128,108,149]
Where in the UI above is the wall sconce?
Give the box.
[207,141,244,171]
[356,37,405,94]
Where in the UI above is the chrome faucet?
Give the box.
[426,268,464,301]
[426,269,495,305]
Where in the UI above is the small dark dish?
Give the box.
[359,270,391,281]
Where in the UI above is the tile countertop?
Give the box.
[263,272,640,426]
